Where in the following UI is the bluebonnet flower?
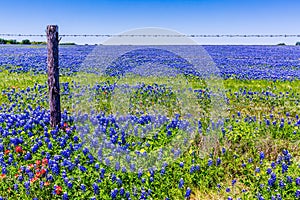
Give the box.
[258,195,265,200]
[18,175,24,182]
[121,166,127,173]
[79,165,87,172]
[141,178,146,183]
[1,167,7,174]
[216,157,221,166]
[266,168,272,175]
[222,147,226,154]
[268,177,276,187]
[120,187,125,196]
[47,142,53,150]
[232,179,236,186]
[185,187,191,198]
[271,196,276,200]
[115,161,120,171]
[111,188,118,199]
[279,180,285,188]
[24,152,32,160]
[208,159,213,166]
[39,181,44,189]
[190,165,195,174]
[255,167,260,173]
[161,167,166,175]
[150,177,154,182]
[62,192,69,200]
[93,183,99,195]
[286,176,293,183]
[259,152,265,160]
[271,162,276,169]
[296,177,300,185]
[116,178,122,186]
[277,194,282,200]
[80,184,86,192]
[226,187,230,192]
[14,183,18,191]
[178,178,184,188]
[67,181,73,189]
[24,181,30,190]
[95,163,100,171]
[281,163,288,173]
[100,168,106,178]
[179,162,184,168]
[125,191,130,198]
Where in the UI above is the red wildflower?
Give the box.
[30,177,39,184]
[15,146,23,153]
[42,158,48,166]
[40,168,46,175]
[4,149,10,155]
[55,185,62,195]
[35,171,41,178]
[44,182,50,186]
[35,160,41,166]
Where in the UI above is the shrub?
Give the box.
[21,39,31,45]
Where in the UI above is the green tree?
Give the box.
[296,42,300,46]
[21,39,31,45]
[7,39,17,44]
[0,38,6,44]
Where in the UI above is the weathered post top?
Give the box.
[47,25,61,127]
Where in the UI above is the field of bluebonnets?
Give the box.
[0,44,299,200]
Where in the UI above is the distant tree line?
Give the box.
[0,38,76,45]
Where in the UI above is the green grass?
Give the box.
[0,70,299,200]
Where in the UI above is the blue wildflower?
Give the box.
[178,178,184,188]
[185,187,191,198]
[93,183,99,195]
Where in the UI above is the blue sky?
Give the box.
[0,0,300,44]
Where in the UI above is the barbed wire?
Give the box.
[1,33,300,38]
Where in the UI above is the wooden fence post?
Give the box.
[47,25,61,127]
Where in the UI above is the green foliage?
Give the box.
[0,38,6,44]
[60,42,76,45]
[21,39,31,44]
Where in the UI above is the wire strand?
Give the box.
[1,34,300,38]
